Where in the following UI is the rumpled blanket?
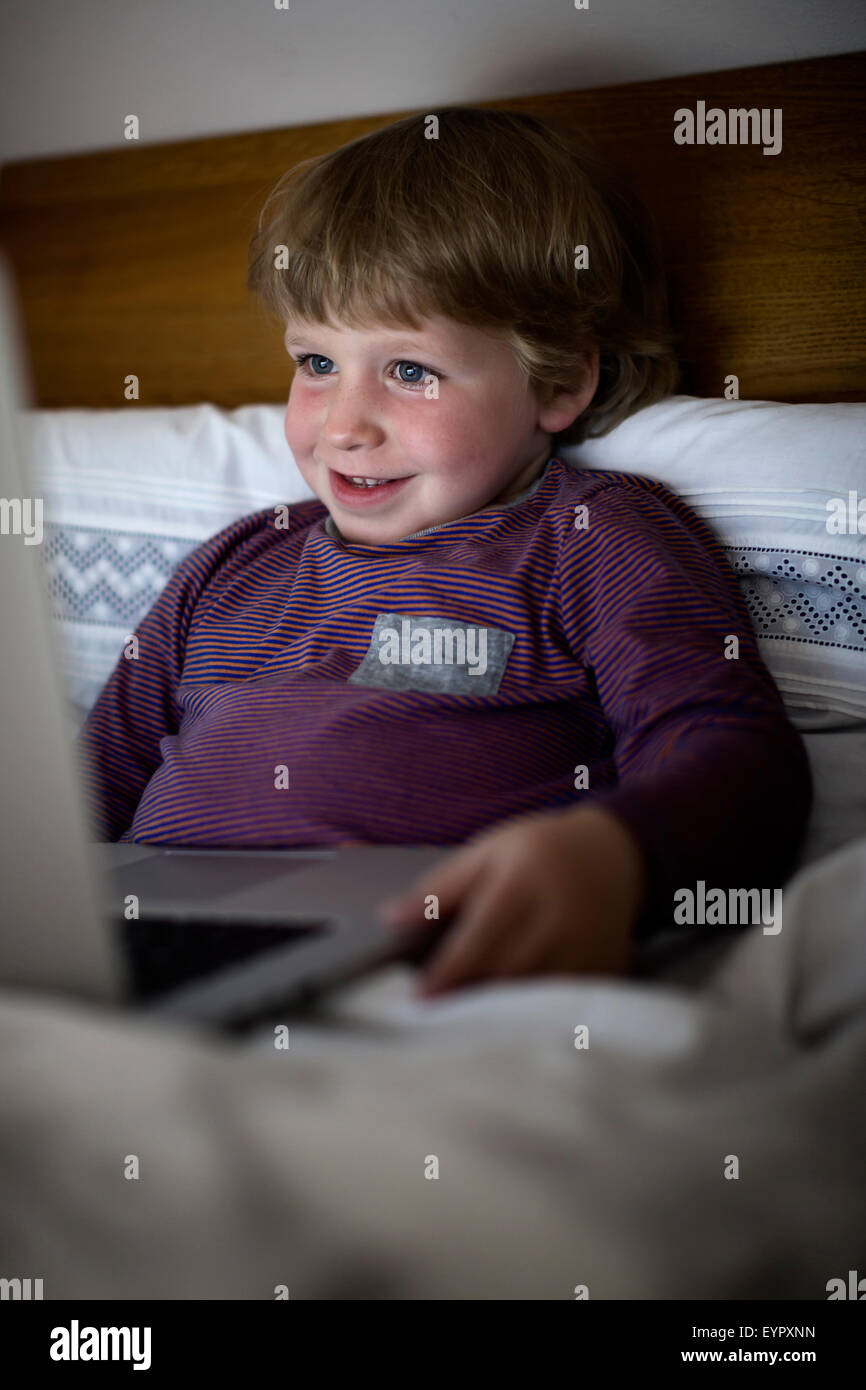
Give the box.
[1,834,864,1298]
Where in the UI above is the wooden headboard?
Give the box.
[0,51,863,409]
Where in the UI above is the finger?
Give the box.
[377,841,489,927]
[417,879,531,996]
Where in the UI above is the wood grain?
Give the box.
[0,51,863,408]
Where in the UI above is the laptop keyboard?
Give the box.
[116,917,328,1001]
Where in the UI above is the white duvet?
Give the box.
[1,830,865,1300]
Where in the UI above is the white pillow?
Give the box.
[26,395,866,729]
[25,404,311,724]
[563,395,866,726]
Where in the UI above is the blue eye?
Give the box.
[296,354,332,375]
[292,354,434,390]
[395,361,425,384]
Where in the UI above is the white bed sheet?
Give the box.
[0,829,864,1299]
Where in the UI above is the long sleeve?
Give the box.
[560,474,814,935]
[74,510,272,841]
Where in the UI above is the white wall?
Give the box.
[0,0,863,164]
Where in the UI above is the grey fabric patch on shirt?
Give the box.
[349,613,515,696]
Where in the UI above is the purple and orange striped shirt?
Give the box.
[75,456,812,930]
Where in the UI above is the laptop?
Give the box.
[0,253,451,1031]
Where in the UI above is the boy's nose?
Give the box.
[320,404,384,451]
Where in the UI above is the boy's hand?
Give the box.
[377,803,648,998]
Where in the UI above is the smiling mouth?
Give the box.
[328,468,414,505]
[331,470,409,486]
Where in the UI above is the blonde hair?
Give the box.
[247,107,680,445]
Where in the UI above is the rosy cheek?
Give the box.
[284,398,311,451]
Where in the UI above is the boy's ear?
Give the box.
[535,349,600,434]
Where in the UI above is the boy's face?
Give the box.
[283,314,594,545]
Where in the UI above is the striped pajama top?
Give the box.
[75,455,813,930]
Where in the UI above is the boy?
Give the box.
[76,108,812,999]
